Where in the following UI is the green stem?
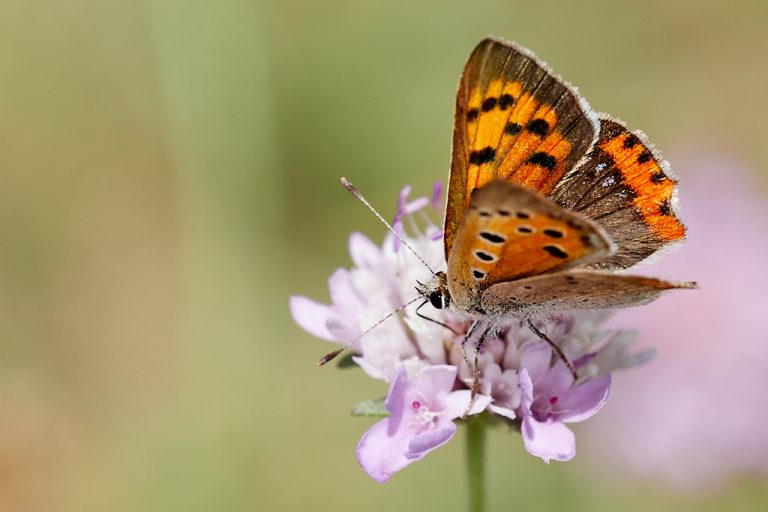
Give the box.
[466,414,487,512]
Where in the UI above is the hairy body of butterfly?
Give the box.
[417,37,695,401]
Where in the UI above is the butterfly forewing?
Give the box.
[445,37,600,260]
[446,181,614,310]
[480,270,696,315]
[551,118,686,269]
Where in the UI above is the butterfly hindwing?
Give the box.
[480,270,696,315]
[446,180,614,310]
[445,37,600,260]
[550,117,686,269]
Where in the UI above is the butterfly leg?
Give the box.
[460,319,481,369]
[526,319,577,380]
[462,324,492,419]
[415,299,459,335]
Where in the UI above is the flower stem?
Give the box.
[466,414,487,512]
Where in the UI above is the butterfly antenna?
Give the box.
[341,177,437,276]
[317,295,423,366]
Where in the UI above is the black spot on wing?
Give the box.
[498,94,514,110]
[479,232,506,244]
[527,152,557,170]
[481,97,497,112]
[469,147,496,165]
[637,150,653,164]
[542,245,568,259]
[543,228,564,239]
[623,134,640,148]
[467,109,479,121]
[475,251,494,262]
[505,122,522,135]
[526,119,550,137]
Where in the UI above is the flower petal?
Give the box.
[519,368,535,412]
[441,390,492,419]
[520,343,553,384]
[356,418,412,483]
[328,268,362,314]
[488,404,517,420]
[486,368,521,418]
[556,373,611,423]
[288,295,338,341]
[406,422,457,459]
[384,366,410,420]
[536,359,575,395]
[522,415,576,463]
[353,355,390,381]
[415,365,458,406]
[349,232,383,269]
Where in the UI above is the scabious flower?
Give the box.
[290,183,653,482]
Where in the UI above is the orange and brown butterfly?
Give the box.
[421,36,695,349]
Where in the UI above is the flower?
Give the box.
[356,364,491,482]
[584,152,768,489]
[517,346,610,462]
[290,183,653,481]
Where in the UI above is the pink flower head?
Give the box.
[291,183,654,481]
[356,364,491,482]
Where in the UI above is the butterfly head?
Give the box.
[417,271,451,310]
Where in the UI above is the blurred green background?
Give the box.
[1,1,766,511]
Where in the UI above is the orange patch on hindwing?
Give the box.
[600,133,685,241]
[450,182,612,291]
[486,210,598,281]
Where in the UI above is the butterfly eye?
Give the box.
[429,291,444,310]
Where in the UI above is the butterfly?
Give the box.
[319,37,695,385]
[413,37,695,381]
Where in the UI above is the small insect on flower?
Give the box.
[290,36,695,482]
